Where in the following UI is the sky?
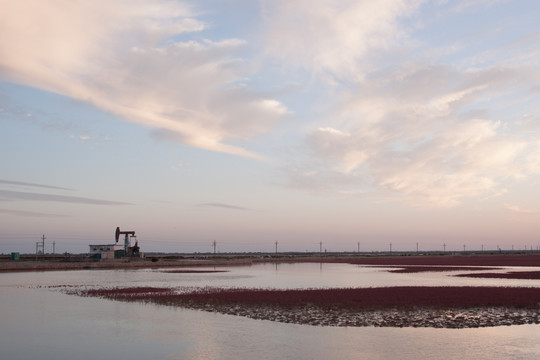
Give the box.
[1,0,540,254]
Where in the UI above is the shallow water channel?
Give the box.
[1,262,540,359]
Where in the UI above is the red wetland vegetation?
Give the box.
[348,255,540,276]
[379,266,500,273]
[78,286,540,310]
[72,255,540,312]
[68,254,540,327]
[160,270,229,274]
[339,254,540,267]
[456,271,540,280]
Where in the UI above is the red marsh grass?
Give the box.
[341,254,540,267]
[76,286,540,310]
[456,271,540,280]
[161,270,229,273]
[379,266,500,273]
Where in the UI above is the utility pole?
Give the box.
[416,242,419,254]
[275,241,278,254]
[36,234,45,259]
[443,243,446,252]
[357,242,360,253]
[389,243,392,253]
[463,244,466,252]
[53,241,56,254]
[212,240,216,255]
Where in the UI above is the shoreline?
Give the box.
[188,304,540,328]
[2,253,540,273]
[0,258,254,272]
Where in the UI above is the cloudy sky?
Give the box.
[1,0,540,254]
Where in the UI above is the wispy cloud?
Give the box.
[0,190,130,205]
[3,0,540,212]
[269,1,540,207]
[298,64,540,207]
[261,0,425,80]
[0,0,288,159]
[504,204,535,214]
[451,0,506,13]
[0,91,75,132]
[0,179,73,191]
[0,208,68,218]
[197,203,251,211]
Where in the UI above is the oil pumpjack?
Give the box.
[115,227,139,256]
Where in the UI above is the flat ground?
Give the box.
[2,252,540,272]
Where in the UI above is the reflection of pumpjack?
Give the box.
[115,227,139,256]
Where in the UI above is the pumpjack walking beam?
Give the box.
[115,227,136,254]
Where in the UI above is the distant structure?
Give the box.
[88,227,140,260]
[89,243,123,259]
[115,226,138,254]
[36,234,45,258]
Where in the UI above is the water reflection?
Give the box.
[1,263,540,359]
[2,262,540,290]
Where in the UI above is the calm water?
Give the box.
[1,263,540,359]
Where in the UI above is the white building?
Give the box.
[89,244,123,259]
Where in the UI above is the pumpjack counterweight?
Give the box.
[115,226,136,255]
